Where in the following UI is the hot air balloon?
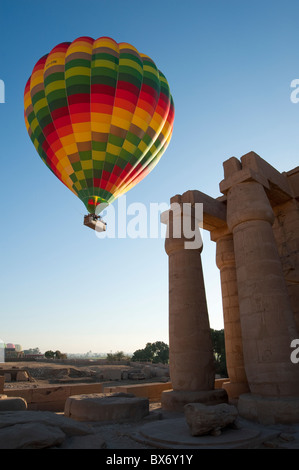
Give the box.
[24,36,174,230]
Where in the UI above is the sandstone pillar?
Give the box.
[214,232,249,399]
[160,201,227,411]
[226,181,299,397]
[273,198,299,333]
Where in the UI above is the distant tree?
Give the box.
[132,341,169,364]
[45,350,55,359]
[106,351,128,361]
[44,350,67,360]
[131,348,149,363]
[210,329,227,377]
[114,351,125,361]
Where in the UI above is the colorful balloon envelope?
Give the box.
[24,36,175,215]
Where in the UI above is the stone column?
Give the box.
[214,231,249,400]
[226,181,299,398]
[273,199,299,333]
[160,200,227,411]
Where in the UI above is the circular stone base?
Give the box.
[64,393,149,423]
[132,418,263,449]
[238,393,299,425]
[161,389,228,412]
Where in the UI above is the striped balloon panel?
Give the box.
[24,36,174,214]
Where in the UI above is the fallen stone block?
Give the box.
[0,397,27,411]
[143,365,169,379]
[153,366,170,378]
[121,370,129,380]
[0,411,93,435]
[0,422,65,449]
[64,392,149,423]
[128,372,146,380]
[184,402,238,436]
[100,368,123,381]
[0,411,96,449]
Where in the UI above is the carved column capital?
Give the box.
[227,181,275,231]
[161,203,203,256]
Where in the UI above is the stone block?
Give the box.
[223,156,242,178]
[5,383,103,412]
[103,386,117,394]
[100,368,123,381]
[238,393,299,425]
[241,151,293,200]
[0,411,97,449]
[128,371,146,380]
[143,366,152,379]
[286,167,299,198]
[222,381,250,400]
[161,388,228,412]
[0,422,65,449]
[214,378,229,389]
[184,402,238,436]
[16,371,29,382]
[0,397,27,411]
[153,366,170,378]
[64,393,149,422]
[113,382,172,402]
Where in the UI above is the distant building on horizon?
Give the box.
[4,343,24,360]
[3,343,45,360]
[24,353,45,359]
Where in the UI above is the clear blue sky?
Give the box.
[0,0,299,354]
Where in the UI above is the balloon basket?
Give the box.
[84,214,107,232]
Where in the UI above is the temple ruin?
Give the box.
[161,151,299,424]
